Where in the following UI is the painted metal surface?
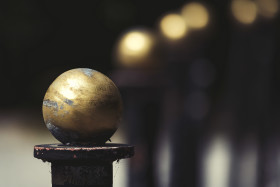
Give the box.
[42,68,123,144]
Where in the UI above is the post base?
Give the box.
[34,144,134,187]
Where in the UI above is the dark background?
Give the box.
[0,0,280,187]
[0,0,189,108]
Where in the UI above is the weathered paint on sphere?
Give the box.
[42,68,123,145]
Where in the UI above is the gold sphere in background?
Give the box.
[231,0,258,24]
[42,68,123,145]
[256,0,278,19]
[181,2,209,29]
[115,29,158,68]
[160,13,188,40]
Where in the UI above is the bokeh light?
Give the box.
[231,0,258,24]
[181,2,209,29]
[115,29,155,67]
[159,13,188,40]
[202,135,232,187]
[256,0,278,18]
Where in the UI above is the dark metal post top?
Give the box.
[34,143,134,163]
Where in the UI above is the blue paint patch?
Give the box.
[60,104,64,109]
[43,99,58,111]
[64,98,74,106]
[79,68,96,77]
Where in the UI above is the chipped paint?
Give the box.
[43,100,58,111]
[64,99,74,106]
[60,104,64,109]
[79,68,96,77]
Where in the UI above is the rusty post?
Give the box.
[34,143,134,187]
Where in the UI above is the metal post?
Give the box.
[34,144,134,187]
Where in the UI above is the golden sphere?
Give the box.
[42,68,123,145]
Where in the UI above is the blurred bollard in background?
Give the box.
[0,0,280,187]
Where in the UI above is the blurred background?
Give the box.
[0,0,280,186]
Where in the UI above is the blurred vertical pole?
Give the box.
[164,60,198,187]
[261,14,280,187]
[269,13,280,187]
[112,28,164,187]
[159,4,216,186]
[224,18,278,187]
[112,70,164,187]
[196,1,235,187]
[161,39,213,187]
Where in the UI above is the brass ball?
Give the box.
[42,68,123,145]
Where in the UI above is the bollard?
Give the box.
[34,68,134,186]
